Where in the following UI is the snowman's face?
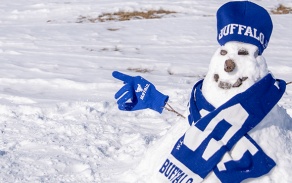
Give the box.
[202,41,269,107]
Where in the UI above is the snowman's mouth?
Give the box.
[214,74,248,89]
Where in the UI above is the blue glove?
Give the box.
[112,71,169,113]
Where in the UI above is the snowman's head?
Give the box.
[201,41,269,107]
[201,1,273,107]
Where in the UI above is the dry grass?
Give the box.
[127,68,152,73]
[271,4,292,14]
[100,46,121,52]
[107,28,120,31]
[77,9,176,23]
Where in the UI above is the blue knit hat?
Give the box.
[216,1,273,55]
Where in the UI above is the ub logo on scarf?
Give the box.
[183,104,249,160]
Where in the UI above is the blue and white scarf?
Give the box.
[159,73,286,183]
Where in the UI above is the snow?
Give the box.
[0,0,291,182]
[202,41,270,107]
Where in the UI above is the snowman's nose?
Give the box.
[224,59,236,72]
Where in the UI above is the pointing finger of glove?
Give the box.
[112,71,133,83]
[115,84,133,99]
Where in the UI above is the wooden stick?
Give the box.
[164,103,186,119]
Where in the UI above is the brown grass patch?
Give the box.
[127,68,152,73]
[77,9,176,23]
[100,46,121,52]
[271,4,292,14]
[107,28,120,31]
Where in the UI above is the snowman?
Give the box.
[112,1,292,183]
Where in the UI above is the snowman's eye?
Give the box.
[220,50,227,56]
[238,49,249,55]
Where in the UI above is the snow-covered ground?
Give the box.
[0,0,291,182]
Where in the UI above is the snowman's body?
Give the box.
[114,1,292,182]
[131,41,292,183]
[113,1,292,182]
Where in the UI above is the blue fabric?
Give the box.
[159,73,286,182]
[213,134,276,183]
[112,71,169,113]
[217,1,273,55]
